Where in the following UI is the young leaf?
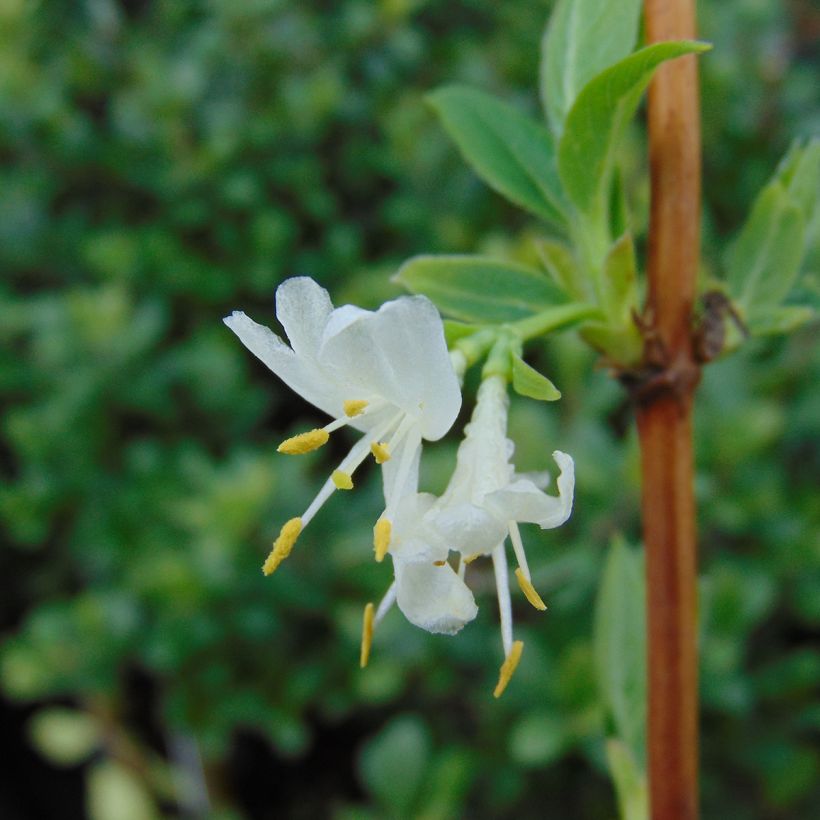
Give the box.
[394,255,568,323]
[540,0,643,136]
[605,739,649,820]
[747,305,815,337]
[536,239,588,299]
[594,537,646,767]
[775,138,820,218]
[427,86,567,228]
[512,355,562,401]
[600,233,639,320]
[725,183,805,314]
[558,41,711,217]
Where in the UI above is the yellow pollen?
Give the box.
[332,470,354,490]
[463,552,482,565]
[433,560,447,566]
[277,428,329,455]
[373,518,392,562]
[515,568,547,611]
[370,441,391,464]
[262,517,302,576]
[360,602,375,668]
[343,399,368,418]
[493,640,524,698]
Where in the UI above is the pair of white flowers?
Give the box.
[225,277,574,696]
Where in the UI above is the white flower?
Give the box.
[224,276,461,574]
[426,374,574,695]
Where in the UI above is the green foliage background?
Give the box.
[1,0,818,817]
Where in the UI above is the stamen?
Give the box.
[360,602,375,668]
[370,441,390,463]
[463,552,482,565]
[331,470,353,490]
[493,640,524,698]
[508,521,531,578]
[277,429,329,455]
[515,568,547,611]
[344,399,368,417]
[374,582,397,626]
[262,517,302,575]
[373,518,392,562]
[492,542,513,657]
[433,560,446,567]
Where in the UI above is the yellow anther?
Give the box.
[332,470,354,490]
[343,399,368,418]
[373,518,392,562]
[277,428,329,455]
[262,517,302,575]
[433,560,447,567]
[493,640,524,698]
[360,602,375,668]
[515,568,547,611]
[370,441,391,464]
[463,552,482,565]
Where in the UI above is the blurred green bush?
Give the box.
[0,0,817,817]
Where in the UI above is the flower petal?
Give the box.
[485,450,574,529]
[223,311,343,417]
[319,295,461,440]
[391,493,448,562]
[394,559,478,635]
[428,501,508,556]
[275,277,334,358]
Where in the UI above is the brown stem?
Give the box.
[638,1,702,818]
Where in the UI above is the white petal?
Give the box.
[274,277,334,358]
[428,501,508,556]
[319,295,461,440]
[394,559,478,635]
[391,493,448,562]
[485,451,574,529]
[223,311,343,417]
[381,428,422,505]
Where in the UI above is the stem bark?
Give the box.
[638,1,701,817]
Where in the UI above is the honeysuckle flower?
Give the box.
[224,276,461,575]
[426,373,575,696]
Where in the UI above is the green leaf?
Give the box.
[594,537,646,767]
[540,0,643,135]
[726,182,806,313]
[605,739,649,820]
[427,85,567,227]
[512,354,562,401]
[747,305,815,337]
[600,233,639,320]
[775,138,820,217]
[27,708,101,766]
[395,255,568,323]
[536,239,587,299]
[359,715,431,816]
[558,41,711,216]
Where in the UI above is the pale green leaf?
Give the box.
[600,233,639,320]
[558,41,711,216]
[88,761,160,820]
[28,708,101,767]
[774,138,820,218]
[359,715,431,815]
[540,0,643,135]
[594,537,646,766]
[726,182,806,313]
[512,354,562,401]
[747,306,815,337]
[605,739,649,820]
[536,239,588,299]
[427,85,567,227]
[395,255,568,323]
